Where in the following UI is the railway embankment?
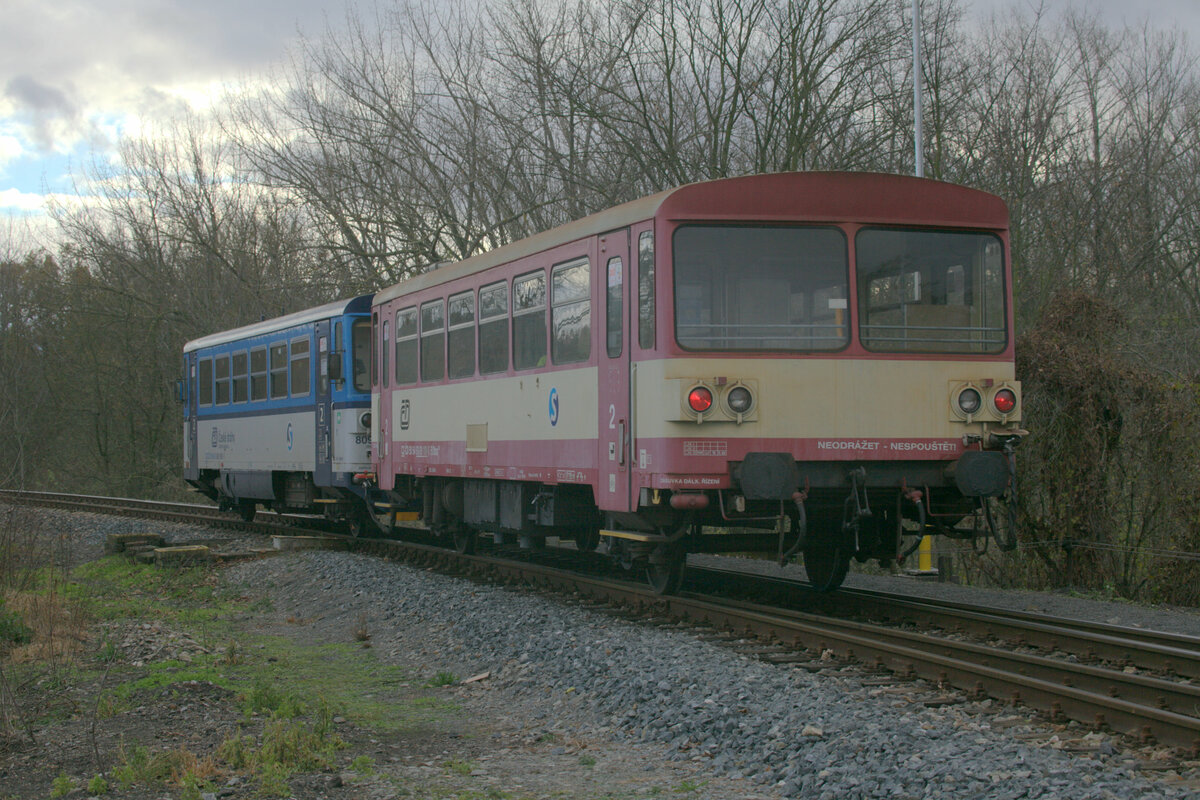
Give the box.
[1,507,1198,799]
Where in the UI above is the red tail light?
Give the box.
[688,387,713,413]
[993,389,1017,414]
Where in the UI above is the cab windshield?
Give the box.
[672,225,849,351]
[856,229,1005,354]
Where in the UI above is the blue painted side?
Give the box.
[182,295,372,498]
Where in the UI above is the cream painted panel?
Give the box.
[390,368,600,444]
[198,410,316,472]
[636,358,1016,439]
[331,409,371,472]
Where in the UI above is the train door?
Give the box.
[184,354,198,481]
[598,229,632,512]
[315,320,333,487]
[376,310,393,490]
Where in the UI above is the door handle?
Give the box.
[617,421,626,466]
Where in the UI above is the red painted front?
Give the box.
[369,172,1013,506]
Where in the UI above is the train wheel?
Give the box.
[646,546,686,595]
[346,513,370,538]
[452,526,476,555]
[573,527,600,552]
[237,500,257,523]
[803,546,850,592]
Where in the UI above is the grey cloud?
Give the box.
[6,75,76,116]
[5,75,81,153]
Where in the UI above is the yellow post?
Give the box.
[918,534,934,573]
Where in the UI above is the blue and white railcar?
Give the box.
[181,295,374,523]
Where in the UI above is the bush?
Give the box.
[0,602,32,645]
[999,292,1200,603]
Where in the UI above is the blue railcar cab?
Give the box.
[180,295,374,525]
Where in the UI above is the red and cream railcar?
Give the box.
[366,172,1023,591]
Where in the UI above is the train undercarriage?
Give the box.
[357,451,1018,594]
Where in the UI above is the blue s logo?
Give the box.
[548,388,559,427]
[287,422,294,451]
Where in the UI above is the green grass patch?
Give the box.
[32,551,469,796]
[49,773,73,798]
[67,557,234,622]
[218,704,345,796]
[426,670,459,687]
[0,601,33,645]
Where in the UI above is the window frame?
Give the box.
[290,335,311,397]
[394,306,418,386]
[447,290,476,379]
[214,354,231,405]
[512,270,547,371]
[420,298,446,383]
[269,341,289,399]
[855,227,1008,355]
[605,255,623,359]
[352,319,372,393]
[550,257,591,365]
[250,346,268,401]
[381,318,390,388]
[198,357,213,407]
[231,351,248,403]
[672,223,850,353]
[478,280,509,375]
[638,230,655,350]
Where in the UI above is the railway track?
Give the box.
[4,489,1198,753]
[0,489,325,534]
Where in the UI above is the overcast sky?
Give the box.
[3,0,1199,242]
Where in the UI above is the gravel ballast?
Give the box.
[9,506,1199,799]
[227,549,1198,800]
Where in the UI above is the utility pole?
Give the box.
[913,0,925,178]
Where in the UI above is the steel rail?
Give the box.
[688,565,1200,679]
[0,489,321,535]
[835,586,1200,655]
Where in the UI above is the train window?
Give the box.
[448,291,476,379]
[198,357,213,406]
[513,271,546,370]
[330,323,342,391]
[250,347,268,401]
[232,352,248,403]
[381,319,390,387]
[673,225,848,351]
[606,256,622,358]
[552,258,590,364]
[214,356,230,405]
[352,320,372,392]
[269,342,288,399]
[856,229,1005,354]
[395,307,418,385]
[290,336,310,397]
[371,312,378,387]
[421,299,445,382]
[478,281,509,374]
[318,335,329,395]
[638,231,655,350]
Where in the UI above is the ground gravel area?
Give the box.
[4,507,1199,799]
[234,549,1200,800]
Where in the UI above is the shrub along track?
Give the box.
[4,489,1198,755]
